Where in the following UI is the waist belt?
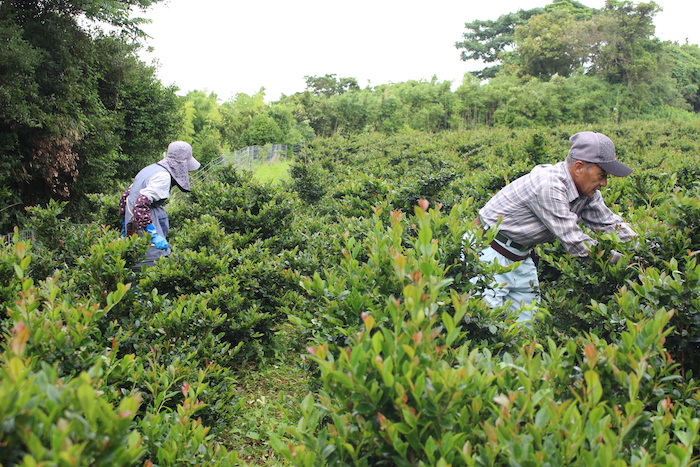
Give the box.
[493,231,526,251]
[475,217,531,262]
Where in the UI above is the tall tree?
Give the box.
[665,43,700,112]
[93,33,181,179]
[457,0,691,118]
[0,0,178,231]
[178,91,225,163]
[219,89,269,150]
[5,0,159,34]
[578,1,684,116]
[304,74,360,98]
[511,3,598,78]
[590,0,661,86]
[376,78,455,132]
[455,7,544,79]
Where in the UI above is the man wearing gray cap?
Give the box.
[470,131,637,324]
[119,141,201,267]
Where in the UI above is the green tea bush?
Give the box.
[0,358,144,466]
[659,187,700,250]
[289,200,524,357]
[289,159,329,204]
[394,169,458,213]
[324,174,391,218]
[5,121,700,465]
[0,238,243,465]
[625,258,700,377]
[273,250,699,466]
[138,228,303,364]
[232,242,304,315]
[538,185,700,376]
[131,334,242,436]
[63,232,147,313]
[23,200,109,281]
[86,190,125,232]
[0,230,27,321]
[138,390,241,466]
[536,234,638,338]
[5,249,130,378]
[139,249,232,296]
[172,167,297,250]
[126,292,234,364]
[174,214,256,251]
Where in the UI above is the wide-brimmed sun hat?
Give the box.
[157,141,200,192]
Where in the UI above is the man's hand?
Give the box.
[618,222,640,247]
[609,250,623,265]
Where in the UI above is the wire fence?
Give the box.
[190,143,298,185]
[2,229,35,244]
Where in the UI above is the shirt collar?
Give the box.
[557,161,582,202]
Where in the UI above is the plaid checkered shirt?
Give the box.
[478,161,634,257]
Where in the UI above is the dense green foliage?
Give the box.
[177,45,700,171]
[273,122,700,465]
[455,0,700,121]
[3,0,700,464]
[4,0,700,239]
[2,121,700,464]
[0,0,181,232]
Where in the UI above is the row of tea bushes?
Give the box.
[0,237,241,465]
[269,121,700,464]
[272,205,700,466]
[2,119,700,464]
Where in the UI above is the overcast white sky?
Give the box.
[136,0,700,103]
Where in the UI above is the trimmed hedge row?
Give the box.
[2,119,700,464]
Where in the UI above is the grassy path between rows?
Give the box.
[228,325,309,465]
[252,159,291,184]
[237,159,300,464]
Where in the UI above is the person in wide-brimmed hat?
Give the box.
[467,131,637,325]
[119,141,200,267]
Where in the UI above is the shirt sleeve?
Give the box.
[131,194,152,229]
[579,193,636,241]
[139,170,172,202]
[530,184,596,257]
[131,171,172,229]
[119,186,131,218]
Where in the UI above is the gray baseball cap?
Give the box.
[568,131,632,177]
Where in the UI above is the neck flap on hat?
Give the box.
[158,158,191,192]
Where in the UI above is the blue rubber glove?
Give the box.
[144,223,169,250]
[151,234,169,250]
[121,219,126,237]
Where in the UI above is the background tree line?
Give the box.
[2,0,700,234]
[175,1,700,161]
